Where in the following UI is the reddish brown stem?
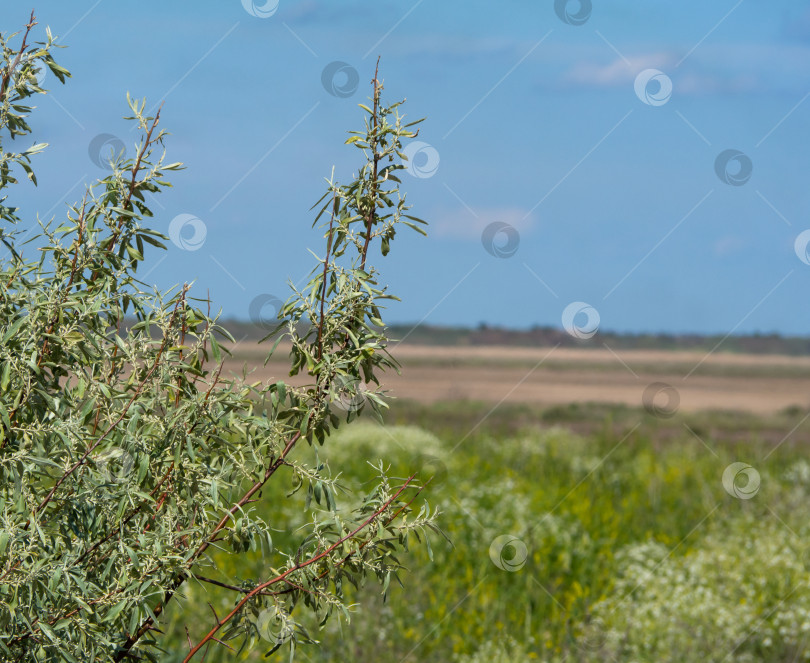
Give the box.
[76,462,175,565]
[0,11,36,104]
[104,105,164,258]
[36,194,89,369]
[316,192,338,361]
[359,57,382,272]
[30,289,187,523]
[182,477,413,662]
[114,427,305,660]
[175,287,188,408]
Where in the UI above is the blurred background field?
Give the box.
[158,339,810,662]
[225,337,810,415]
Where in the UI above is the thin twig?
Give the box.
[359,56,382,271]
[31,288,188,521]
[182,477,413,662]
[0,10,36,104]
[105,104,164,257]
[316,191,337,361]
[115,427,305,660]
[35,194,89,369]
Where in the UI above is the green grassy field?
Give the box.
[158,401,810,662]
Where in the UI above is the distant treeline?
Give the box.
[214,320,810,356]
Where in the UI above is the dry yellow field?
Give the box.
[220,342,810,414]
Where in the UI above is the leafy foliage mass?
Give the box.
[0,14,438,662]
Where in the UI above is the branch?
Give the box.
[0,10,36,104]
[35,193,89,370]
[175,286,188,408]
[105,104,164,257]
[191,575,278,598]
[316,191,337,362]
[182,477,414,662]
[114,427,305,660]
[75,461,175,565]
[359,56,382,272]
[8,587,122,647]
[75,318,225,566]
[305,475,423,586]
[30,288,188,522]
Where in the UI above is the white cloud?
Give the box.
[556,44,810,96]
[562,52,675,88]
[432,206,537,240]
[675,72,760,95]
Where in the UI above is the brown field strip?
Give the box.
[222,343,810,414]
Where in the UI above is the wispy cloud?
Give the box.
[675,71,760,95]
[432,206,537,240]
[555,44,810,96]
[562,52,675,88]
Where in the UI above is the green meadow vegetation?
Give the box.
[160,400,810,662]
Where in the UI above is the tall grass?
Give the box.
[160,402,810,662]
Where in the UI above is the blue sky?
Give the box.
[5,0,810,334]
